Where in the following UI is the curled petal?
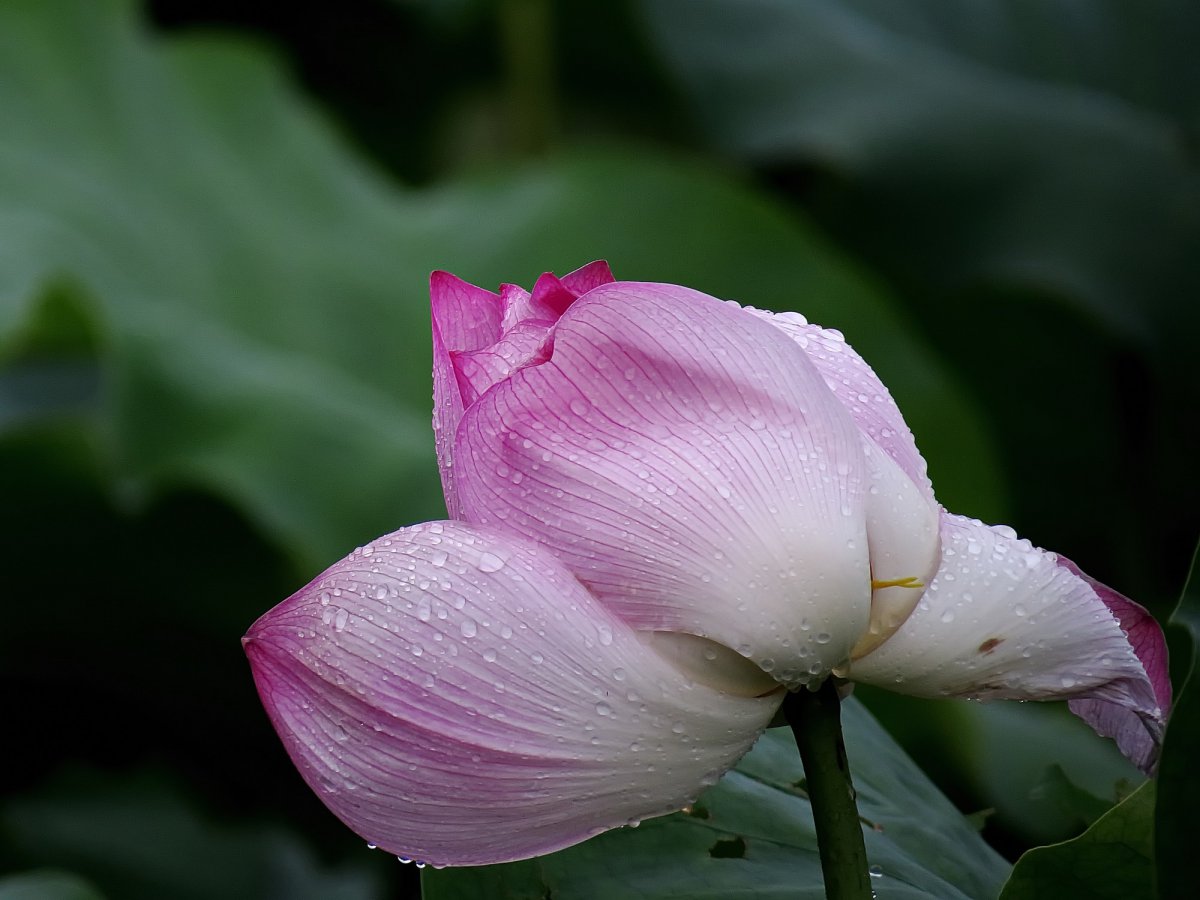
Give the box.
[455,282,900,685]
[848,513,1167,774]
[851,441,941,659]
[244,521,778,866]
[1056,556,1172,772]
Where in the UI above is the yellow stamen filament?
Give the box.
[870,576,924,591]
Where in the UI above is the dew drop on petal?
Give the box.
[478,552,505,573]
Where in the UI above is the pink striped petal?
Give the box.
[431,263,615,515]
[1055,556,1172,773]
[745,307,934,502]
[848,513,1167,774]
[452,322,551,407]
[430,272,504,517]
[244,521,778,867]
[455,282,895,686]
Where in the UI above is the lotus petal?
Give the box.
[244,520,778,866]
[848,513,1167,773]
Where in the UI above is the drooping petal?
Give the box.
[745,307,934,501]
[848,513,1166,773]
[455,281,919,686]
[244,521,779,867]
[1056,556,1172,772]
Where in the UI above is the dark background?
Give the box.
[2,1,1196,897]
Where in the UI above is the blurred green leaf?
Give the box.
[638,0,1200,344]
[0,871,106,900]
[1,771,385,900]
[0,0,1004,576]
[960,702,1140,846]
[1156,542,1200,900]
[423,698,1010,900]
[857,688,1141,849]
[1028,765,1116,830]
[998,780,1155,900]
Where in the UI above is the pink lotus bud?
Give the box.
[247,263,1169,868]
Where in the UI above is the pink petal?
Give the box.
[455,282,882,685]
[848,513,1167,774]
[452,323,551,407]
[1056,556,1172,772]
[244,521,778,867]
[429,271,503,354]
[745,307,934,502]
[433,265,614,511]
[430,272,504,518]
[500,261,616,328]
[560,259,615,296]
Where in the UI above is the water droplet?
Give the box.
[595,701,613,717]
[478,552,505,573]
[483,648,497,663]
[815,632,831,644]
[334,608,349,632]
[940,609,956,624]
[869,864,883,879]
[460,619,478,638]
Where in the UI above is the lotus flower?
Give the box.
[244,263,1170,868]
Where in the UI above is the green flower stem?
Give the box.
[783,679,872,900]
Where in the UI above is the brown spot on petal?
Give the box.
[978,637,1004,655]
